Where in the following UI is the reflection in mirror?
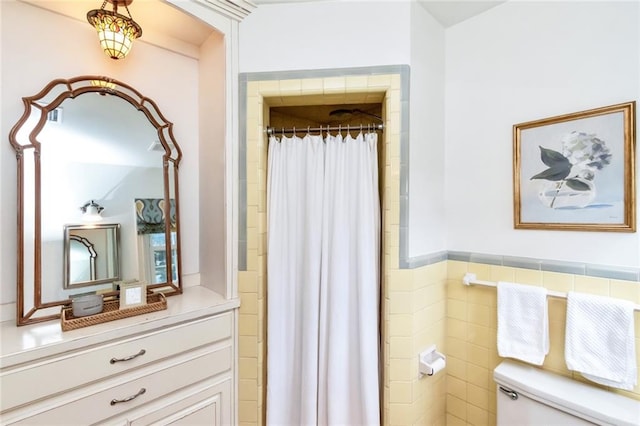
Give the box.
[69,236,96,283]
[9,76,183,325]
[64,224,121,289]
[135,199,177,284]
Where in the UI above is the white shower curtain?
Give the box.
[266,132,380,426]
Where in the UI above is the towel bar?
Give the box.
[462,273,640,312]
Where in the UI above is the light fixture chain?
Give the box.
[124,4,134,19]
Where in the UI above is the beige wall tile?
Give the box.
[239,379,258,401]
[389,403,413,425]
[390,336,414,359]
[447,299,467,321]
[574,275,610,296]
[239,401,258,422]
[542,271,574,293]
[389,314,413,337]
[447,357,467,381]
[448,261,470,281]
[278,79,301,94]
[467,324,492,349]
[322,76,346,93]
[467,303,495,328]
[466,403,489,426]
[447,318,467,341]
[239,314,258,336]
[514,268,543,286]
[446,394,467,421]
[467,287,496,307]
[467,383,489,410]
[488,265,514,282]
[389,381,413,404]
[240,292,258,315]
[389,291,415,314]
[239,336,258,358]
[466,363,490,390]
[447,337,468,361]
[390,358,414,381]
[447,375,467,400]
[467,344,489,369]
[240,357,258,380]
[610,279,640,303]
[446,413,467,426]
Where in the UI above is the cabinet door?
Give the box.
[128,378,231,426]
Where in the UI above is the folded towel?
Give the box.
[565,291,637,390]
[497,281,549,365]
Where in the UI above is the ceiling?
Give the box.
[21,0,215,54]
[417,0,505,27]
[23,0,506,53]
[251,0,506,28]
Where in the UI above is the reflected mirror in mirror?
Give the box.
[64,224,121,289]
[135,198,177,284]
[9,76,183,325]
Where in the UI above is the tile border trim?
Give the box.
[414,250,640,282]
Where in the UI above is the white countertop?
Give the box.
[0,286,240,369]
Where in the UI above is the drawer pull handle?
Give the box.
[499,386,518,401]
[110,388,146,406]
[110,349,146,364]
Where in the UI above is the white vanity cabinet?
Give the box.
[0,287,239,425]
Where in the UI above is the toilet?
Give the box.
[494,360,640,426]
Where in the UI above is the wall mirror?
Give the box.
[9,76,183,325]
[63,224,121,289]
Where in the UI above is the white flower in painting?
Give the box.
[561,131,612,180]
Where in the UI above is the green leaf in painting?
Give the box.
[539,146,570,168]
[565,178,590,191]
[530,164,571,181]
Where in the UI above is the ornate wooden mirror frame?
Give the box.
[9,75,183,325]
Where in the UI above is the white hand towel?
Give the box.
[565,291,637,391]
[497,281,549,365]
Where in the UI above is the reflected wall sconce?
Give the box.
[86,0,142,60]
[80,200,105,222]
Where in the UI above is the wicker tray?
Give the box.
[61,293,167,331]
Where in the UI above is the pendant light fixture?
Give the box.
[87,0,142,60]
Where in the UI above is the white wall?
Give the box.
[0,1,201,305]
[199,32,227,296]
[445,1,640,267]
[239,1,412,72]
[408,2,446,256]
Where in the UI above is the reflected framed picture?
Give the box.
[118,280,148,309]
[513,101,636,232]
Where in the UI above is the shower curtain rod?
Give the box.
[265,123,384,136]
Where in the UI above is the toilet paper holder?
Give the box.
[419,344,446,377]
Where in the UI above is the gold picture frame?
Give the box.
[513,101,636,232]
[118,280,148,309]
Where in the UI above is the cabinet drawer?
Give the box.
[6,344,231,425]
[127,378,231,425]
[1,312,231,412]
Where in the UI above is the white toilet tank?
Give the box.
[494,360,640,426]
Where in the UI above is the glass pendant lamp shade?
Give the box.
[87,1,142,60]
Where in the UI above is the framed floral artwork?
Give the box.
[513,101,636,232]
